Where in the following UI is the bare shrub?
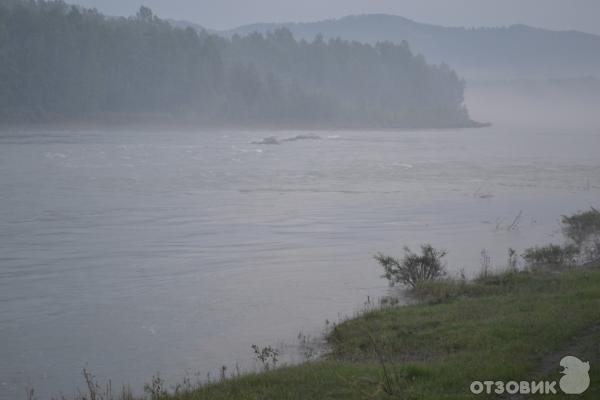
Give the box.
[79,368,130,400]
[251,345,279,371]
[144,374,166,400]
[375,244,447,288]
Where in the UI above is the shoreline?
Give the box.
[51,264,599,400]
[0,115,490,133]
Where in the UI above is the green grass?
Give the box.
[160,268,600,400]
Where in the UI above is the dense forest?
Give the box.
[0,0,478,128]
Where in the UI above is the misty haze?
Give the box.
[1,1,599,399]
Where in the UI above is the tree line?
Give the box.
[0,1,478,128]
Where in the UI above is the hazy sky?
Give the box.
[72,0,600,34]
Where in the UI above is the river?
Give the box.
[1,92,599,398]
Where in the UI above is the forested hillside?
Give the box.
[0,1,478,128]
[227,14,600,80]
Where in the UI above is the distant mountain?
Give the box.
[222,14,600,80]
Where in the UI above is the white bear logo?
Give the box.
[559,356,590,394]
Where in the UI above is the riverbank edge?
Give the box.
[60,263,598,400]
[0,115,490,133]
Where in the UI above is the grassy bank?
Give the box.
[150,266,599,400]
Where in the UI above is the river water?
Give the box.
[1,95,599,398]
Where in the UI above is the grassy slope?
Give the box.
[168,268,600,399]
